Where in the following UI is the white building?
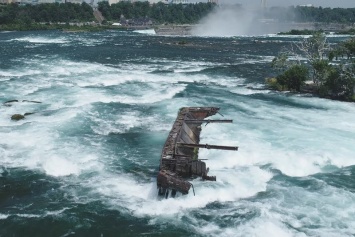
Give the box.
[96,0,208,6]
[37,0,56,3]
[147,0,167,3]
[96,0,118,6]
[170,0,188,4]
[66,0,82,3]
[298,4,314,7]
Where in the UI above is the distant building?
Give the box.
[148,0,168,4]
[66,0,82,3]
[170,0,188,4]
[95,0,211,6]
[107,0,119,5]
[20,0,38,4]
[148,0,168,3]
[298,4,314,7]
[0,0,31,3]
[37,0,55,3]
[96,0,120,6]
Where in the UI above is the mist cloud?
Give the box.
[191,5,293,36]
[220,0,354,8]
[191,5,256,36]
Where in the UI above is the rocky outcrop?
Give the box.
[3,99,39,121]
[3,99,41,107]
[93,9,105,24]
[3,100,19,107]
[10,112,35,121]
[11,114,25,121]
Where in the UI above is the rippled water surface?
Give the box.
[0,30,354,237]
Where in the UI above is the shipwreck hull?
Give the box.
[157,107,238,197]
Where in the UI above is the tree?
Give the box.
[321,64,355,100]
[295,32,331,86]
[310,59,332,87]
[271,52,293,72]
[275,64,309,92]
[342,37,355,59]
[271,33,355,101]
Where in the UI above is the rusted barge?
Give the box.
[157,107,238,198]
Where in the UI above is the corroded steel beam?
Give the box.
[184,119,233,124]
[177,143,238,151]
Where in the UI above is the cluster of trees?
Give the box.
[268,34,355,102]
[278,29,322,35]
[98,1,216,24]
[265,6,355,24]
[0,2,94,26]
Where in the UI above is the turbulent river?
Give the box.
[0,30,355,237]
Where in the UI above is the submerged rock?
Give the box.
[11,114,25,121]
[4,99,19,103]
[3,99,41,107]
[22,100,41,104]
[3,100,19,107]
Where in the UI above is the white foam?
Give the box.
[86,163,272,218]
[12,36,69,44]
[264,178,355,236]
[0,214,9,219]
[0,107,103,177]
[45,209,69,216]
[2,33,355,236]
[236,218,304,237]
[0,208,72,220]
[42,156,80,176]
[112,84,186,105]
[16,214,41,218]
[133,29,156,35]
[89,111,147,135]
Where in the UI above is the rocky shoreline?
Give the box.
[123,24,193,36]
[154,25,193,36]
[150,22,355,36]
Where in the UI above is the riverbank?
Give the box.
[0,22,193,35]
[0,23,106,32]
[1,22,354,37]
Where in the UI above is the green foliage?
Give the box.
[336,28,355,35]
[275,65,309,92]
[178,40,188,45]
[278,29,322,35]
[98,1,216,24]
[271,33,355,102]
[320,64,355,101]
[342,37,355,59]
[266,77,288,91]
[303,32,329,61]
[311,59,331,86]
[98,1,111,20]
[328,45,347,61]
[0,2,94,25]
[265,6,355,24]
[271,52,292,72]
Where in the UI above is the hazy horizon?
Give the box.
[192,0,354,37]
[220,0,354,8]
